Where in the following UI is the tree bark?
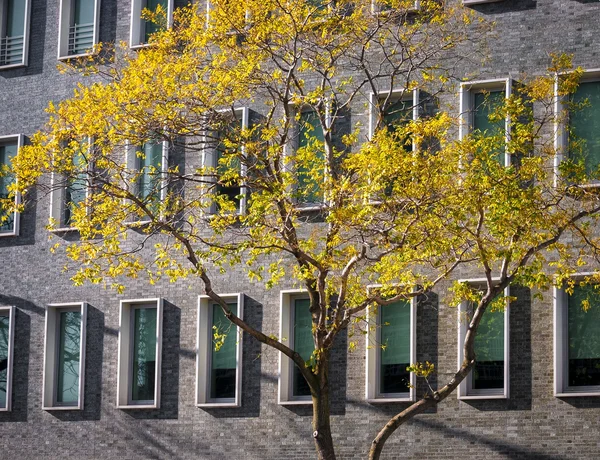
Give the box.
[312,351,336,460]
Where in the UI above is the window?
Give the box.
[555,70,600,185]
[0,134,22,237]
[203,107,249,214]
[196,293,243,407]
[278,290,314,404]
[42,303,87,410]
[457,283,510,400]
[0,0,31,68]
[366,296,416,402]
[0,306,15,412]
[554,276,600,397]
[459,78,512,167]
[369,89,421,147]
[126,139,168,217]
[58,0,100,59]
[117,298,163,409]
[50,140,92,231]
[130,0,174,48]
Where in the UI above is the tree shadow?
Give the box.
[464,0,537,13]
[49,305,104,421]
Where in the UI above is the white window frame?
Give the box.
[368,89,420,146]
[365,286,416,403]
[49,138,93,232]
[0,306,15,412]
[130,0,174,48]
[42,302,87,411]
[0,134,22,238]
[554,68,600,188]
[278,289,314,405]
[0,0,32,69]
[116,298,163,409]
[554,272,600,397]
[125,138,169,222]
[459,78,512,167]
[463,0,503,5]
[457,280,510,400]
[57,0,101,60]
[196,293,244,408]
[202,107,249,215]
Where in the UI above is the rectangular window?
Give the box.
[203,107,249,215]
[295,109,325,206]
[50,141,91,231]
[58,0,100,59]
[130,0,174,48]
[569,80,600,178]
[554,276,600,396]
[278,290,314,404]
[196,293,243,407]
[460,79,512,167]
[0,306,15,412]
[457,283,509,400]
[117,299,163,409]
[0,0,31,68]
[42,303,87,410]
[0,135,21,237]
[366,294,416,402]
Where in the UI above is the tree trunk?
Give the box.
[312,352,336,460]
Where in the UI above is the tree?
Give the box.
[4,0,600,458]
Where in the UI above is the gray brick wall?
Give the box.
[2,0,600,458]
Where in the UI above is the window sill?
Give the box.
[49,226,79,233]
[42,405,82,411]
[0,230,18,238]
[196,401,240,408]
[0,63,26,70]
[278,398,312,406]
[555,391,600,398]
[463,0,503,4]
[366,396,413,404]
[58,51,95,61]
[458,393,507,400]
[117,403,159,410]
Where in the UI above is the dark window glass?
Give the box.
[210,302,237,400]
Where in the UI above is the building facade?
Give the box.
[2,0,600,459]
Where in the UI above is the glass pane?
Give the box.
[216,120,242,211]
[297,111,324,204]
[473,90,505,164]
[472,304,504,390]
[210,302,237,400]
[0,314,9,409]
[131,306,157,402]
[144,0,168,42]
[64,149,87,227]
[383,98,412,133]
[570,81,600,176]
[293,298,313,397]
[6,0,25,37]
[379,301,411,394]
[137,141,163,201]
[56,310,81,404]
[568,285,600,387]
[0,142,17,233]
[74,0,95,25]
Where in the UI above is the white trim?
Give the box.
[0,306,15,412]
[116,298,163,409]
[42,302,87,411]
[554,69,600,187]
[463,0,503,5]
[196,293,244,408]
[554,273,600,397]
[0,134,22,237]
[368,88,420,146]
[58,0,102,60]
[365,286,416,403]
[457,282,510,400]
[202,107,249,215]
[459,78,512,167]
[130,0,174,48]
[278,289,313,405]
[0,0,32,68]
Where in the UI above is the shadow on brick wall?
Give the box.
[465,0,537,13]
[0,187,37,249]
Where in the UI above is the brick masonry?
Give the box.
[2,0,600,458]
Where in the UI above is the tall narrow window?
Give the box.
[136,141,163,201]
[296,110,324,206]
[117,299,163,409]
[43,303,87,410]
[0,135,21,237]
[58,0,100,59]
[196,294,243,407]
[0,0,30,68]
[569,81,600,177]
[366,295,416,402]
[130,0,173,48]
[458,284,510,400]
[292,298,313,398]
[460,79,512,167]
[0,306,15,412]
